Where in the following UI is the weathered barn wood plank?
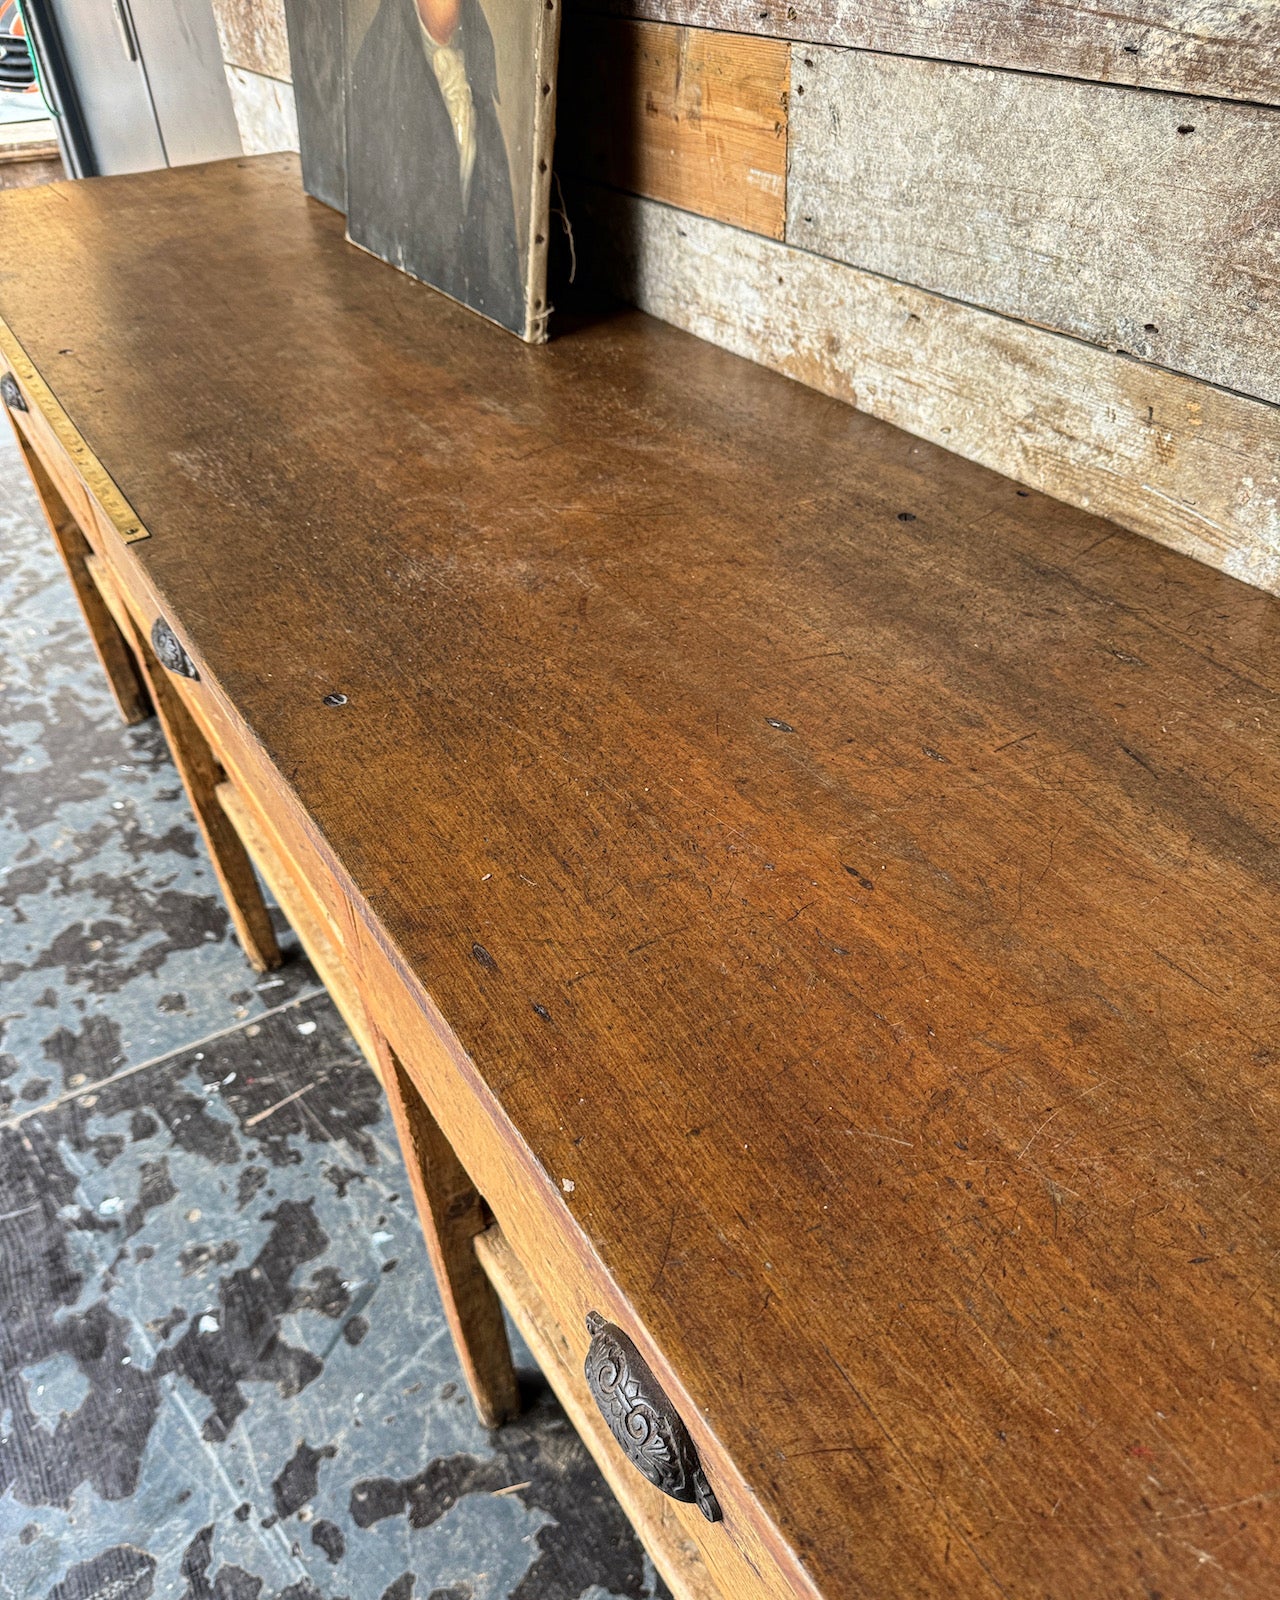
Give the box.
[569,0,1280,106]
[568,181,1280,593]
[212,0,292,82]
[558,17,788,237]
[787,50,1280,405]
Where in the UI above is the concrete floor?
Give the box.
[0,422,670,1600]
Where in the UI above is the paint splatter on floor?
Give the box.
[0,427,670,1599]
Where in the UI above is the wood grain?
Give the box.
[212,0,292,82]
[475,1226,725,1600]
[787,49,1280,405]
[215,778,383,1075]
[571,0,1280,106]
[0,314,146,543]
[4,155,1280,1598]
[569,181,1280,593]
[558,17,788,237]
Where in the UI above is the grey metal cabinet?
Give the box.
[41,0,241,174]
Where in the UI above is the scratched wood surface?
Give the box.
[787,49,1280,405]
[568,181,1280,594]
[558,17,788,238]
[1,155,1278,1598]
[568,0,1280,105]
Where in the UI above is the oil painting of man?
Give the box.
[346,0,534,336]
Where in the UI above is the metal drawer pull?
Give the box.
[150,617,199,680]
[1,372,27,412]
[584,1311,722,1522]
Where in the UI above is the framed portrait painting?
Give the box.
[340,0,559,342]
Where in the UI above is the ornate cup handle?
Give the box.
[150,617,199,680]
[1,372,27,412]
[583,1311,722,1523]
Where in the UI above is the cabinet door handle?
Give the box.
[583,1312,722,1522]
[1,372,27,412]
[150,617,199,680]
[111,0,139,61]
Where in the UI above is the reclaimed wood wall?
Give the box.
[210,0,300,156]
[558,4,1280,592]
[218,0,1277,592]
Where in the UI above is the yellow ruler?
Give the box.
[0,314,149,543]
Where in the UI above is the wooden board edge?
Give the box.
[475,1225,727,1600]
[0,314,150,544]
[216,777,385,1083]
[525,0,564,342]
[563,0,1280,109]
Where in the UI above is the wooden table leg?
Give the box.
[114,603,283,974]
[8,418,149,725]
[368,1024,521,1428]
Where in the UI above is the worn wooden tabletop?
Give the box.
[1,154,1276,1598]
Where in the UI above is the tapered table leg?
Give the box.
[9,419,149,725]
[369,1024,521,1428]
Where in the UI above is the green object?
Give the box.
[13,0,58,122]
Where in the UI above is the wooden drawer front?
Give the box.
[350,915,813,1600]
[214,779,381,1078]
[8,389,99,537]
[476,1226,724,1600]
[185,684,366,968]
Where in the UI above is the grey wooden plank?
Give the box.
[569,0,1280,107]
[224,66,300,156]
[787,49,1280,404]
[568,180,1280,593]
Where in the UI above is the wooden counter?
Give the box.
[2,152,1277,1599]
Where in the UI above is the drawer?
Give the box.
[7,387,99,537]
[475,1225,723,1600]
[189,683,368,974]
[350,914,815,1600]
[87,542,374,1055]
[214,778,382,1080]
[1,347,145,550]
[110,577,380,1066]
[81,529,361,960]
